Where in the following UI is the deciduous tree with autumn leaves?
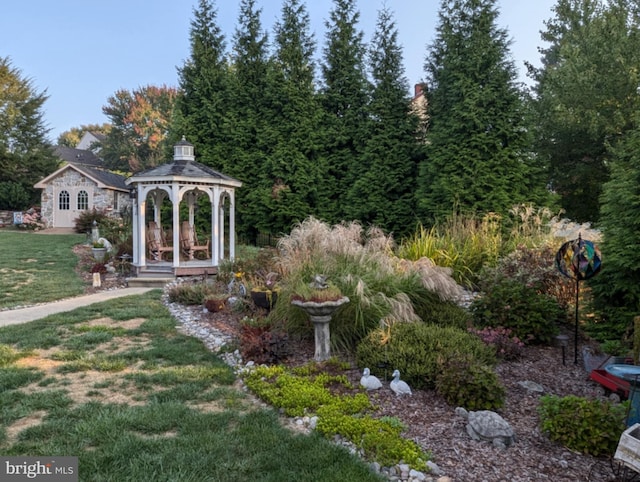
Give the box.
[100,84,177,172]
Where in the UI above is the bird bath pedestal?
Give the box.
[292,297,349,362]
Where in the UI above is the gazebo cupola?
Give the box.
[174,137,195,161]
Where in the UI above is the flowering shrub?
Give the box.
[468,326,525,360]
[17,209,45,230]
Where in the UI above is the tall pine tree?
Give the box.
[319,0,371,223]
[346,7,422,237]
[226,0,275,241]
[531,0,640,222]
[259,0,326,235]
[589,112,640,338]
[417,0,548,223]
[175,0,230,164]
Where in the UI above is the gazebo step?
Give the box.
[139,266,174,275]
[126,277,174,288]
[175,266,218,277]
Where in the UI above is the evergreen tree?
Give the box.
[226,0,275,241]
[175,0,230,164]
[417,0,548,223]
[346,7,422,238]
[0,57,57,209]
[530,0,640,222]
[258,0,326,235]
[319,0,371,223]
[589,114,640,337]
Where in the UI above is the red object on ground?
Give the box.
[590,369,630,399]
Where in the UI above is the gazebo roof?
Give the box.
[129,159,241,185]
[125,138,242,188]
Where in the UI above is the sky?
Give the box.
[1,0,557,142]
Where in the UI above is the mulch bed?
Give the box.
[197,304,624,481]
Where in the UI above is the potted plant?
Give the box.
[91,241,108,261]
[290,274,344,303]
[249,270,280,310]
[203,293,229,313]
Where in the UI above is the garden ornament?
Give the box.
[455,407,515,449]
[390,369,412,396]
[97,237,112,251]
[309,274,329,290]
[360,368,383,390]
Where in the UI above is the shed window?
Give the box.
[59,190,70,210]
[77,190,88,210]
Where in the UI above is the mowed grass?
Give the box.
[0,287,382,480]
[0,231,87,309]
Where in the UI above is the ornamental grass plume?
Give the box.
[272,216,465,350]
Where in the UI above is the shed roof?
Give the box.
[54,146,104,168]
[34,163,128,191]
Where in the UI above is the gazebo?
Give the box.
[125,138,242,277]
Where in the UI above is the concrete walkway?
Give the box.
[0,287,156,327]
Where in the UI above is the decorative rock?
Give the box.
[426,460,442,475]
[518,380,544,393]
[309,416,318,430]
[409,469,427,481]
[360,367,383,390]
[455,407,515,449]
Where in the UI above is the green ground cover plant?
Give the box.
[243,364,430,471]
[0,291,383,481]
[0,231,86,309]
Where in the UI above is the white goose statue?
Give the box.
[360,367,383,391]
[390,369,412,396]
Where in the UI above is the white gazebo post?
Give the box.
[229,191,237,260]
[138,186,147,268]
[219,198,225,261]
[171,184,181,267]
[130,185,140,265]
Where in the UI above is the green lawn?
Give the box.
[0,231,87,309]
[0,235,383,482]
